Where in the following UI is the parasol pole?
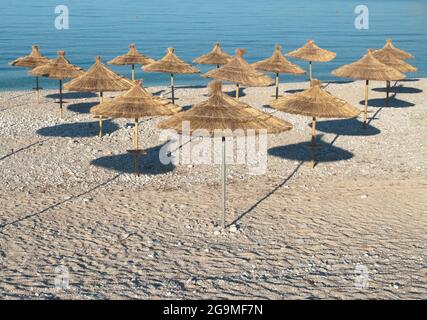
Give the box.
[221,136,226,228]
[98,92,104,139]
[386,80,390,107]
[133,117,140,175]
[236,83,240,99]
[171,73,175,104]
[311,116,317,169]
[98,114,103,138]
[134,117,139,150]
[132,64,135,81]
[275,72,279,99]
[59,79,63,118]
[309,61,313,81]
[364,80,369,127]
[35,76,41,104]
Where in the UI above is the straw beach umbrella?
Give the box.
[203,49,274,99]
[372,49,417,106]
[143,48,200,104]
[64,56,133,137]
[159,80,292,228]
[376,39,414,60]
[9,45,51,103]
[271,79,360,169]
[287,40,336,81]
[253,44,306,99]
[30,51,83,118]
[193,42,232,68]
[108,44,155,81]
[332,50,405,125]
[91,80,181,174]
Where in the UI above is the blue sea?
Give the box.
[0,0,426,91]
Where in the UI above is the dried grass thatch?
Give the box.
[332,50,405,81]
[30,51,83,80]
[64,56,133,93]
[287,40,336,62]
[271,79,358,169]
[91,80,181,154]
[159,80,292,227]
[142,47,200,104]
[9,45,51,103]
[29,51,83,117]
[158,80,292,135]
[91,80,181,119]
[108,44,155,66]
[332,50,405,125]
[271,79,360,118]
[9,45,50,68]
[203,49,274,89]
[376,39,414,60]
[143,47,200,74]
[372,49,417,73]
[253,44,306,99]
[252,44,306,75]
[193,42,232,67]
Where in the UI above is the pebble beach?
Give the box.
[0,79,426,299]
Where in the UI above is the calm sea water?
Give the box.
[0,0,426,91]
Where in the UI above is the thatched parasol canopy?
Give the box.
[64,56,133,93]
[252,44,306,99]
[91,80,181,119]
[371,49,417,73]
[108,44,155,66]
[287,40,336,62]
[143,47,200,74]
[287,40,336,80]
[271,79,359,168]
[65,56,133,137]
[271,80,360,118]
[108,44,155,81]
[193,42,232,67]
[91,80,181,173]
[10,45,50,68]
[159,81,292,135]
[253,45,306,75]
[203,49,274,98]
[143,47,199,104]
[30,51,83,80]
[375,39,414,60]
[30,51,83,117]
[332,49,405,125]
[159,80,292,228]
[371,48,416,107]
[9,45,51,103]
[332,49,405,81]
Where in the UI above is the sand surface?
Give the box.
[0,79,426,299]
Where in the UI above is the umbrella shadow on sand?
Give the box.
[46,92,98,99]
[225,87,246,98]
[372,85,422,94]
[359,94,415,108]
[399,78,419,82]
[285,88,305,94]
[90,143,175,175]
[313,118,380,136]
[67,102,98,114]
[268,135,354,164]
[151,89,166,96]
[37,120,119,138]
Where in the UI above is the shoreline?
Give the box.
[0,76,422,93]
